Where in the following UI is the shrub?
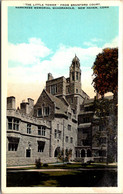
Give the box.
[35,158,42,169]
[87,160,94,165]
[81,163,87,167]
[43,163,48,167]
[67,162,72,165]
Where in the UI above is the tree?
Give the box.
[92,97,117,163]
[57,149,72,163]
[92,48,118,97]
[92,48,118,164]
[57,148,64,162]
[65,149,72,162]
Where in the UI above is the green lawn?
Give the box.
[7,169,117,187]
[8,162,117,170]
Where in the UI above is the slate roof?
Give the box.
[44,90,68,115]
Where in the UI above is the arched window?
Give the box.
[81,149,85,157]
[87,149,92,157]
[54,147,60,157]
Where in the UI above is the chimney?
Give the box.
[20,98,34,114]
[20,102,29,114]
[48,73,54,81]
[28,98,34,114]
[7,96,16,110]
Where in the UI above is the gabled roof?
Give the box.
[44,90,68,115]
[81,89,90,99]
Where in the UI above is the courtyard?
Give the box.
[7,162,117,187]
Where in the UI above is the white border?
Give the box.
[1,0,123,193]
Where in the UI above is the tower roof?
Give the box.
[72,54,80,62]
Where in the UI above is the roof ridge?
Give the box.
[44,90,68,108]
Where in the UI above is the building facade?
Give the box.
[6,55,117,166]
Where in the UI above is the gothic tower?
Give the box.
[69,55,82,94]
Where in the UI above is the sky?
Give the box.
[7,6,119,107]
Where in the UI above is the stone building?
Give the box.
[75,95,117,163]
[6,55,117,166]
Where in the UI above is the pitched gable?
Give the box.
[33,90,54,118]
[45,90,68,116]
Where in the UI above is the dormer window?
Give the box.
[37,108,42,117]
[37,107,50,117]
[44,107,50,116]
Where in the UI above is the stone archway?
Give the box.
[54,147,60,157]
[81,149,85,157]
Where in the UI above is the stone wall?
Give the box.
[6,109,51,166]
[46,76,66,96]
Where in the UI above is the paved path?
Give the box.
[7,167,117,173]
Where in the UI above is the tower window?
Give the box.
[76,89,78,93]
[50,85,57,95]
[76,72,79,80]
[72,72,74,81]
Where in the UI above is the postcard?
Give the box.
[1,0,123,193]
